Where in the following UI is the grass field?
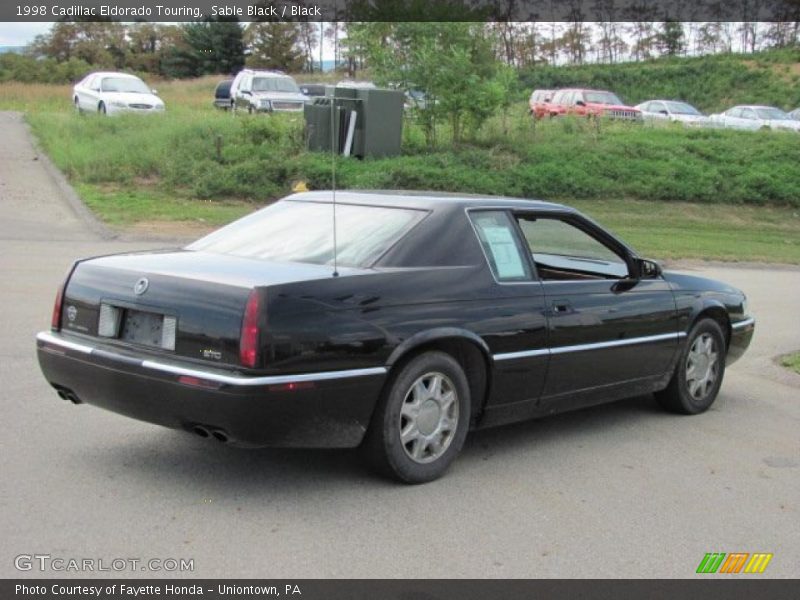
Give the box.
[780,352,800,375]
[1,76,799,264]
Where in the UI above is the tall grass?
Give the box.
[23,100,800,207]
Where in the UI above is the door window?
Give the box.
[515,217,629,280]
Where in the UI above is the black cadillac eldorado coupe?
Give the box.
[36,191,755,483]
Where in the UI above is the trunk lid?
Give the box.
[59,250,361,366]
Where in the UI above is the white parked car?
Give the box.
[635,100,711,127]
[336,80,377,89]
[73,72,165,115]
[708,105,800,132]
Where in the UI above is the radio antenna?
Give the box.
[330,82,339,278]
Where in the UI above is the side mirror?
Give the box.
[636,258,662,279]
[151,88,158,95]
[576,100,586,107]
[659,110,669,115]
[242,90,252,96]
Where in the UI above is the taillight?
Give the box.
[51,282,65,331]
[239,289,261,368]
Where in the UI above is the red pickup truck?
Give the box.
[533,88,642,121]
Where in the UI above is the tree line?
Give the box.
[15,20,800,80]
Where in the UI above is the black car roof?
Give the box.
[288,190,572,213]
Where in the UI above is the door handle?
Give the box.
[551,300,572,314]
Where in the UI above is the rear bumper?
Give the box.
[727,317,755,366]
[36,332,387,448]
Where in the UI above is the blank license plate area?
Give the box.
[121,309,165,349]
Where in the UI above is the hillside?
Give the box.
[519,48,800,113]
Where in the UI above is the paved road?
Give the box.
[1,112,798,579]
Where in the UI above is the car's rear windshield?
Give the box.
[187,200,426,268]
[252,77,300,93]
[584,91,623,105]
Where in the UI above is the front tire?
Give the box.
[656,318,726,414]
[363,351,471,483]
[98,102,106,115]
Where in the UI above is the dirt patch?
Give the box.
[741,59,800,83]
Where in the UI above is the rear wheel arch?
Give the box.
[385,331,491,425]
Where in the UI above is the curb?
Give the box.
[16,112,116,241]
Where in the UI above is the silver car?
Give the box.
[635,100,711,127]
[230,69,308,114]
[708,105,800,132]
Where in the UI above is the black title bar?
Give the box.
[5,579,800,600]
[4,0,800,22]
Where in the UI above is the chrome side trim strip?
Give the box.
[493,348,549,361]
[37,331,387,387]
[493,331,684,362]
[37,331,93,354]
[140,361,388,387]
[731,317,755,330]
[549,332,684,355]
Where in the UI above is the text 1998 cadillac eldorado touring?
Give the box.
[36,191,755,483]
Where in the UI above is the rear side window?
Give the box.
[216,80,232,98]
[469,211,531,282]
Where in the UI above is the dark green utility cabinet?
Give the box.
[304,86,403,159]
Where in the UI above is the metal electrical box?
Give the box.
[304,86,403,159]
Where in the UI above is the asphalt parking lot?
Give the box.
[1,111,798,578]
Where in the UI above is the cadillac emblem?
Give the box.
[134,277,149,296]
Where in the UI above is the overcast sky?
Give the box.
[0,22,53,46]
[0,21,339,57]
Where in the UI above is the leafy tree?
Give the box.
[296,23,319,72]
[126,23,182,74]
[353,22,505,145]
[657,21,686,56]
[162,18,245,78]
[29,22,126,69]
[244,23,305,71]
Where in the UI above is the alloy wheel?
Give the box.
[685,333,719,400]
[398,371,459,464]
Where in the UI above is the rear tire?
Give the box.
[362,351,471,484]
[655,318,726,414]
